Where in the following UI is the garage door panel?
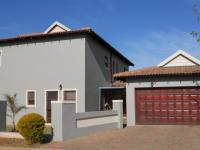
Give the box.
[136,87,200,125]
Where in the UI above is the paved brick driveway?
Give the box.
[43,125,200,150]
[1,125,200,150]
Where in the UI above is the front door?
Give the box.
[46,91,58,123]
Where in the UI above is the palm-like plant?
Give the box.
[5,93,26,132]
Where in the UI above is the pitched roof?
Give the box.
[158,50,200,67]
[114,50,200,78]
[113,66,200,78]
[0,28,134,66]
[44,21,71,33]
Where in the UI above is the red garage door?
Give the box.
[136,87,200,125]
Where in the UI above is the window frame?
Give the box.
[62,89,77,102]
[104,56,109,68]
[112,61,115,73]
[26,90,36,108]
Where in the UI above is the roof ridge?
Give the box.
[114,65,200,78]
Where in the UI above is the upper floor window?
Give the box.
[63,89,77,101]
[116,62,119,72]
[104,56,109,68]
[26,90,36,107]
[112,61,115,73]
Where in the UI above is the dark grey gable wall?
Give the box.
[85,35,129,111]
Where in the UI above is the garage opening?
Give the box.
[135,87,200,125]
[100,87,126,115]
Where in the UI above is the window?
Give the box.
[63,90,77,101]
[26,90,36,107]
[104,56,109,68]
[112,61,115,73]
[116,62,119,72]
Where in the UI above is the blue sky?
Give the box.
[0,0,200,69]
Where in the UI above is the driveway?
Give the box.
[43,125,200,150]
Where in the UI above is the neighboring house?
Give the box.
[0,21,133,124]
[114,50,200,126]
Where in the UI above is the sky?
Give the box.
[0,0,200,69]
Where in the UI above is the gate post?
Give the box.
[51,101,76,141]
[112,100,123,128]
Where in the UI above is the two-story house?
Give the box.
[0,21,133,124]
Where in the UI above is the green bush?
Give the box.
[17,113,45,144]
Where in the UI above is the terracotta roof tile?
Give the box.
[113,66,200,78]
[17,32,43,37]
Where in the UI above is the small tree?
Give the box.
[5,93,26,132]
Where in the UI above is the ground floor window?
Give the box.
[63,89,77,101]
[26,90,36,107]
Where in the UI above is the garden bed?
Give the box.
[0,137,46,148]
[0,125,53,147]
[0,132,23,139]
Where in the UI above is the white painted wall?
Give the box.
[76,116,118,128]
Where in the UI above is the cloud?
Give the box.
[122,27,200,69]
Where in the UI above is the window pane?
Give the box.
[64,91,76,101]
[27,91,35,105]
[104,56,109,68]
[28,100,35,105]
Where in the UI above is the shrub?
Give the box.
[17,113,45,144]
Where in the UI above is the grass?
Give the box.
[6,125,14,132]
[44,126,53,135]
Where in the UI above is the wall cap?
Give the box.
[112,100,123,103]
[51,101,76,104]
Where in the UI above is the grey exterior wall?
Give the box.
[0,101,6,131]
[0,34,130,125]
[126,75,200,126]
[51,100,123,141]
[85,36,129,111]
[0,35,86,124]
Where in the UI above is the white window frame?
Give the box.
[26,90,36,108]
[62,89,77,112]
[44,89,59,125]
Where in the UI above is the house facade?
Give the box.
[0,21,133,124]
[114,50,200,126]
